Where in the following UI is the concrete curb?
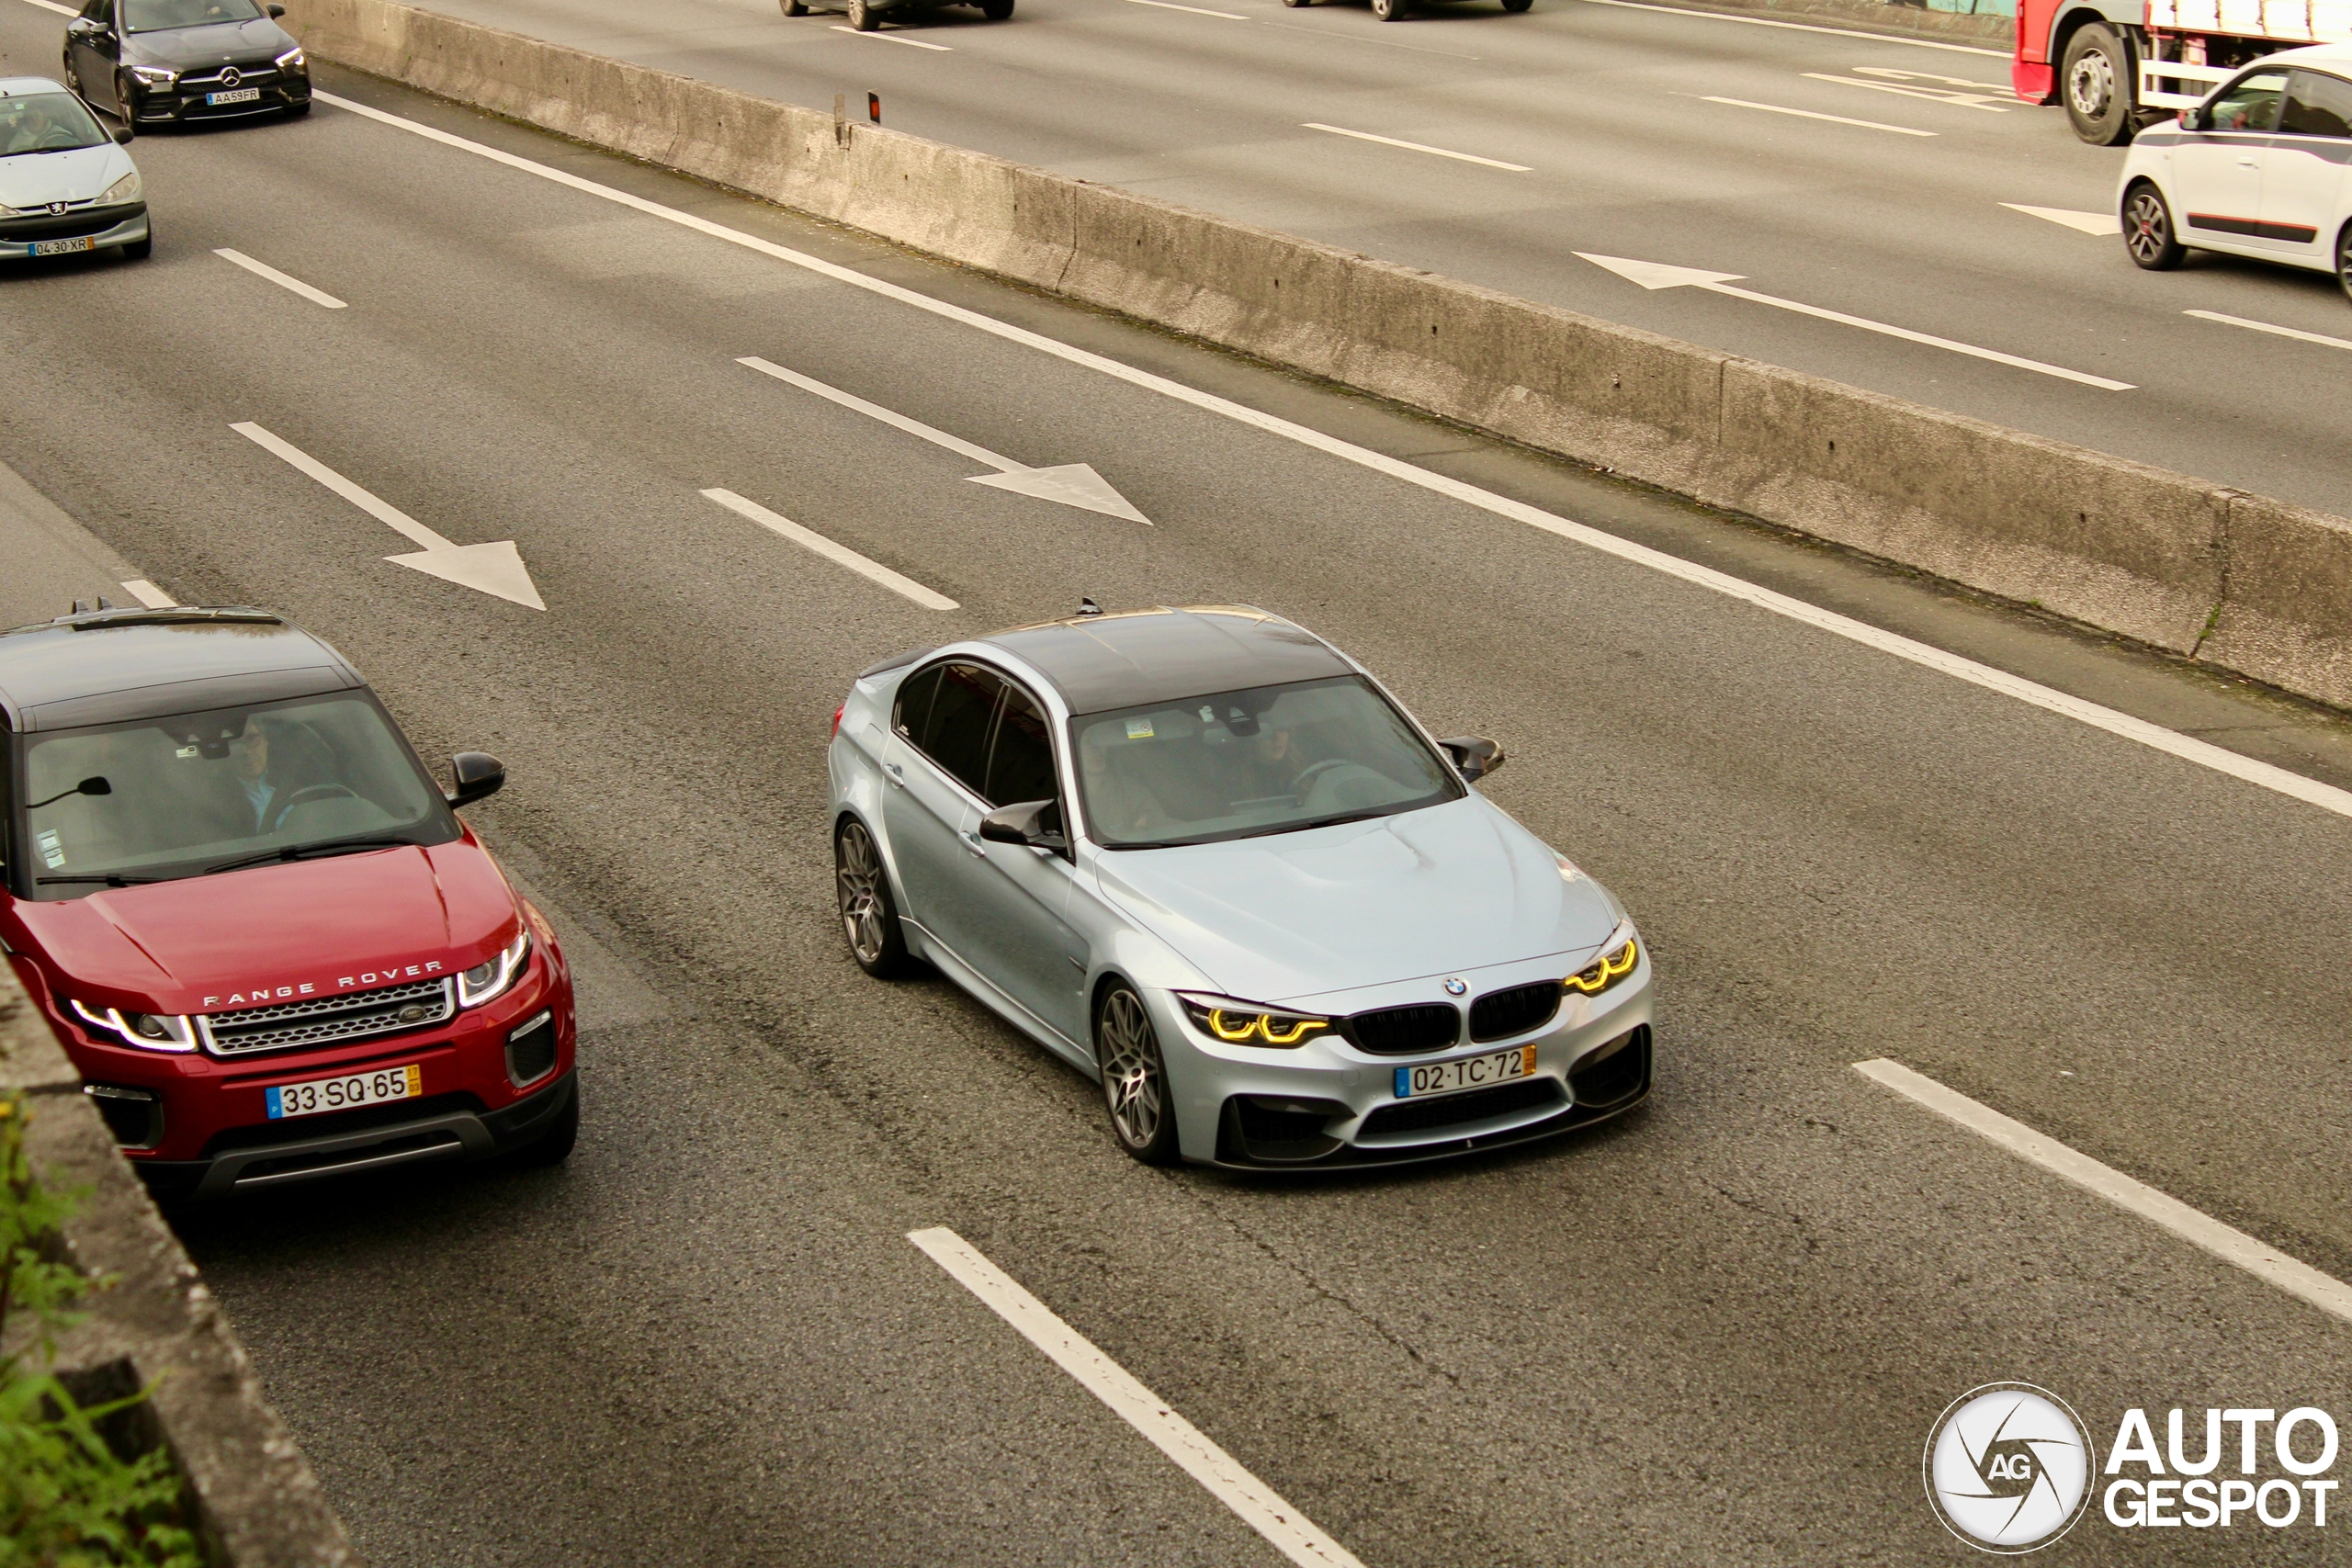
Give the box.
[0,968,359,1568]
[280,0,2352,713]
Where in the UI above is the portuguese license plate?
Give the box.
[208,86,262,105]
[266,1063,421,1120]
[30,236,93,256]
[1395,1044,1536,1100]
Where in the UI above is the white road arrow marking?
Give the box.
[2002,203,2122,236]
[738,356,1151,524]
[231,423,547,609]
[1574,253,2135,390]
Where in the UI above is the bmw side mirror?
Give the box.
[1437,736,1505,784]
[447,751,505,807]
[978,799,1069,855]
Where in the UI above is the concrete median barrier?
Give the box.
[281,0,2352,710]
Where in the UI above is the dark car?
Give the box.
[62,0,311,132]
[0,605,578,1201]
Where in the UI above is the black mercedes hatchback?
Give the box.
[62,0,311,131]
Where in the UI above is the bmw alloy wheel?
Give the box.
[834,818,912,976]
[1098,987,1178,1161]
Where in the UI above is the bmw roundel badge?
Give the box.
[1443,977,1467,996]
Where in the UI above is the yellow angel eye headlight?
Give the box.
[1565,937,1639,997]
[1181,994,1331,1048]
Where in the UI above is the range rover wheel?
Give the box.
[835,818,916,977]
[2063,23,2133,145]
[2123,182,2184,270]
[1097,985,1180,1164]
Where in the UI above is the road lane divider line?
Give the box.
[1577,252,2132,389]
[2002,203,2121,235]
[1694,96,1936,135]
[119,580,175,607]
[700,489,958,609]
[1301,122,1531,171]
[1853,1059,2352,1327]
[829,24,952,48]
[907,1227,1366,1568]
[2186,309,2352,354]
[1124,0,1250,16]
[738,357,1151,522]
[212,248,348,309]
[1800,72,2008,111]
[308,90,2352,825]
[231,422,547,609]
[1570,0,2007,56]
[17,0,74,14]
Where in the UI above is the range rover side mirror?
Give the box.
[978,798,1069,856]
[1437,736,1505,784]
[447,751,505,807]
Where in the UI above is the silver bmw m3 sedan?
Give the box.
[826,604,1653,1168]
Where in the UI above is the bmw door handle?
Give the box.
[883,761,905,788]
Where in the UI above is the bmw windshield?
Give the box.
[14,691,459,898]
[0,93,109,155]
[1072,674,1462,850]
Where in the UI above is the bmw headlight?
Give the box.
[458,928,531,1008]
[1565,930,1639,998]
[128,64,177,85]
[1177,993,1331,1048]
[276,45,304,69]
[70,998,196,1053]
[100,169,141,206]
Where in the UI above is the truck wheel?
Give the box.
[2337,223,2352,306]
[2122,181,2184,270]
[2064,23,2134,145]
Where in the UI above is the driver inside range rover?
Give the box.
[17,691,458,896]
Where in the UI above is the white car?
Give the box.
[2,75,149,263]
[2117,42,2352,301]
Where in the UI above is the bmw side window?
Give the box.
[985,683,1058,809]
[892,665,941,741]
[916,663,1001,796]
[2282,72,2352,138]
[2206,72,2288,133]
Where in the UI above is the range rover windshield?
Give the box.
[1072,674,1462,850]
[14,691,459,898]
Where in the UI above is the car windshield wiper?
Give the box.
[36,873,160,886]
[204,836,422,877]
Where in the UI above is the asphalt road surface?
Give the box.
[5,8,2351,1564]
[356,0,2352,521]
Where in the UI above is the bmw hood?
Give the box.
[1091,795,1622,1004]
[0,145,130,209]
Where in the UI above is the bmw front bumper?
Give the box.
[1153,942,1656,1168]
[0,204,147,260]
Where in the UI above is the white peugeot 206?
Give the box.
[2117,42,2352,299]
[1,76,150,265]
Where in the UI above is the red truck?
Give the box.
[2016,0,2352,140]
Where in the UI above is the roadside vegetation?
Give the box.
[0,1092,201,1568]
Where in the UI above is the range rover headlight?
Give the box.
[1565,931,1639,998]
[100,169,141,206]
[458,928,531,1008]
[70,998,196,1053]
[1176,993,1331,1048]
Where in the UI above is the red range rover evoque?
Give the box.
[0,604,577,1201]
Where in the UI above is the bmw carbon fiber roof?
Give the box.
[0,609,362,732]
[979,605,1351,715]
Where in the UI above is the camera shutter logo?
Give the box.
[1924,1383,2095,1552]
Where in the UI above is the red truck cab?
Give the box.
[0,605,577,1201]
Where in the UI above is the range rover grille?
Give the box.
[197,977,454,1056]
